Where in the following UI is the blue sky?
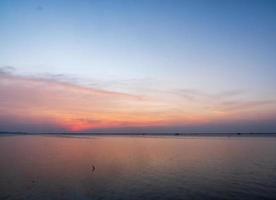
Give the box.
[0,0,276,132]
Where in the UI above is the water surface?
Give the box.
[0,135,276,200]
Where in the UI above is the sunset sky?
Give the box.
[1,0,276,133]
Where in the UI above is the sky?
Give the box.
[0,0,276,133]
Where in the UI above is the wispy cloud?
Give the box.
[174,88,245,102]
[1,67,194,132]
[171,88,276,113]
[1,67,276,133]
[0,66,16,75]
[0,67,150,131]
[217,100,276,111]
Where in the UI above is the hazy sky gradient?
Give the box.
[1,0,276,133]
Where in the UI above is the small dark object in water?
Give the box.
[91,165,96,172]
[237,133,241,135]
[31,180,36,183]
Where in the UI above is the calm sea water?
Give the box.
[0,135,276,200]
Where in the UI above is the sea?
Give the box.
[0,134,276,200]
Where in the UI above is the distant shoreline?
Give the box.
[1,132,276,137]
